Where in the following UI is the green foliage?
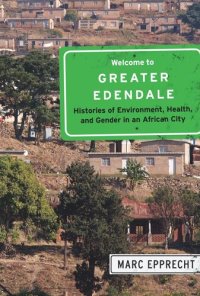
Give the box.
[14,287,50,296]
[0,52,58,140]
[0,156,58,242]
[0,226,6,243]
[46,29,63,38]
[147,186,181,249]
[188,276,197,287]
[74,261,101,296]
[65,10,78,22]
[119,159,149,190]
[57,161,131,296]
[155,275,172,284]
[178,3,200,31]
[181,190,200,223]
[170,293,186,296]
[106,286,131,296]
[9,225,20,243]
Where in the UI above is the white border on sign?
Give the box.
[63,48,200,138]
[109,254,200,274]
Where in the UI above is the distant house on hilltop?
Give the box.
[123,0,193,12]
[19,7,66,23]
[88,140,191,176]
[62,0,110,10]
[17,0,61,9]
[5,17,54,29]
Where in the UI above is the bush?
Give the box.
[65,11,77,22]
[154,275,172,284]
[188,276,197,287]
[171,293,186,296]
[106,286,131,296]
[0,226,7,243]
[9,225,20,243]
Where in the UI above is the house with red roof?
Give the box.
[122,197,190,245]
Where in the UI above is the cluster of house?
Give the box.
[0,0,196,54]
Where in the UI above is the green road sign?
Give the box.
[59,45,200,140]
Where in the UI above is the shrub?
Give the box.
[65,11,77,22]
[188,276,197,287]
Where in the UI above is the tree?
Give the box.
[32,104,59,145]
[0,156,58,242]
[119,159,149,190]
[57,161,131,296]
[64,10,78,23]
[89,140,96,152]
[178,3,200,33]
[147,186,182,249]
[180,189,200,242]
[0,52,59,140]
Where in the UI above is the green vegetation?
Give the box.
[119,159,149,190]
[179,3,200,33]
[14,287,50,296]
[64,10,78,23]
[0,156,58,242]
[147,186,182,249]
[0,52,59,140]
[188,276,197,287]
[57,161,132,296]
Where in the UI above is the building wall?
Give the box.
[140,140,190,164]
[21,8,66,20]
[78,9,120,19]
[88,153,184,175]
[0,38,15,50]
[124,1,165,11]
[78,19,122,29]
[18,0,61,9]
[6,18,54,29]
[27,38,72,49]
[67,0,105,9]
[180,1,193,10]
[140,140,186,153]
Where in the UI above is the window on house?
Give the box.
[19,40,24,46]
[101,158,110,166]
[159,146,168,153]
[151,26,158,32]
[140,24,146,30]
[136,225,144,235]
[146,157,155,165]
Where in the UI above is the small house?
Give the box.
[17,0,61,9]
[27,37,72,50]
[77,9,120,19]
[78,18,123,29]
[5,17,54,29]
[123,197,187,245]
[20,7,66,22]
[135,15,181,33]
[124,0,166,12]
[63,0,110,10]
